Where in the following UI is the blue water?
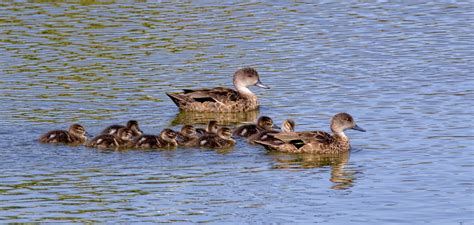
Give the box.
[0,2,473,224]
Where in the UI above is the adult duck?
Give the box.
[255,113,365,154]
[166,67,270,112]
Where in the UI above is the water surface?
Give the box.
[0,2,473,224]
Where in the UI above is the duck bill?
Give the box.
[352,124,366,132]
[272,124,281,129]
[255,80,270,89]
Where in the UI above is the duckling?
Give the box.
[195,120,219,136]
[177,125,199,147]
[134,128,178,149]
[233,116,279,138]
[86,127,134,149]
[255,113,365,154]
[249,119,295,144]
[166,67,270,112]
[198,127,236,149]
[39,124,87,145]
[102,120,143,137]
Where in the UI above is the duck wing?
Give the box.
[167,87,240,105]
[270,131,333,145]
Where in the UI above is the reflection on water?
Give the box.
[170,110,259,126]
[269,152,356,190]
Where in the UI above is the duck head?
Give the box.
[117,127,134,142]
[281,119,295,132]
[160,128,178,143]
[126,120,143,136]
[206,120,219,133]
[181,125,197,137]
[330,113,366,134]
[69,124,87,140]
[217,127,233,140]
[257,116,280,130]
[233,68,269,94]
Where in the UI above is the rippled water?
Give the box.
[1,1,473,224]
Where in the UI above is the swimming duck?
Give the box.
[249,119,295,144]
[39,124,87,145]
[177,125,199,147]
[133,128,178,149]
[198,127,236,149]
[233,116,279,139]
[254,113,365,154]
[195,120,219,136]
[102,120,143,137]
[86,127,134,149]
[166,67,270,112]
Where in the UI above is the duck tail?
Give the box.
[166,92,183,107]
[254,140,278,151]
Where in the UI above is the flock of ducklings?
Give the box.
[39,67,366,154]
[39,113,365,154]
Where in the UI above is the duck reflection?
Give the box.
[269,151,358,190]
[170,109,259,126]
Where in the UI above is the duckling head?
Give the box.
[217,127,233,140]
[233,67,269,92]
[282,119,295,132]
[181,125,197,137]
[126,120,143,136]
[331,113,366,134]
[117,128,134,142]
[206,120,219,133]
[68,124,87,141]
[257,116,280,130]
[160,128,178,142]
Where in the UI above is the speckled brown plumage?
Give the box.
[166,68,270,112]
[133,129,178,149]
[39,124,87,145]
[255,113,365,154]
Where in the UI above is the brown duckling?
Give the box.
[133,128,178,149]
[233,116,279,138]
[195,120,219,136]
[198,127,236,149]
[177,125,199,147]
[102,120,143,137]
[255,113,365,154]
[86,127,134,149]
[39,124,87,145]
[249,119,295,144]
[166,67,270,112]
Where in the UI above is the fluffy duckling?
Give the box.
[195,120,219,136]
[39,124,87,145]
[177,125,199,147]
[86,127,134,149]
[134,128,178,149]
[102,120,143,137]
[198,127,236,149]
[233,116,279,138]
[255,113,365,154]
[166,67,270,112]
[249,119,295,144]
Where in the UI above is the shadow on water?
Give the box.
[268,151,358,190]
[170,110,259,126]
